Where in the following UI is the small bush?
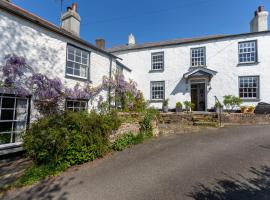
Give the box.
[139,108,158,137]
[112,132,144,151]
[184,101,195,112]
[23,111,121,165]
[223,95,243,111]
[15,162,68,187]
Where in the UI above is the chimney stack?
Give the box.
[250,6,268,32]
[61,2,81,36]
[128,33,136,45]
[96,39,105,49]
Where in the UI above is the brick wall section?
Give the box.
[221,113,270,125]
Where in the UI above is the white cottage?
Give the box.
[0,1,130,151]
[108,6,270,111]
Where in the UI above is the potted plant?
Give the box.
[215,101,223,113]
[223,95,243,113]
[184,101,195,113]
[247,105,255,113]
[241,106,248,113]
[162,99,169,113]
[175,102,182,113]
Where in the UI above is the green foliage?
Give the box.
[23,111,121,165]
[162,99,169,107]
[223,95,243,110]
[14,163,68,187]
[111,132,143,151]
[184,101,195,111]
[215,101,223,108]
[176,102,182,108]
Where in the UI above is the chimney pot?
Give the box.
[258,6,265,12]
[72,3,78,12]
[96,39,105,49]
[128,33,136,45]
[61,3,81,36]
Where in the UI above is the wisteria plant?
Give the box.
[0,54,32,96]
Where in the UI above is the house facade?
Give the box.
[108,6,270,111]
[0,1,130,150]
[0,0,270,151]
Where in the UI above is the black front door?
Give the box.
[191,83,206,111]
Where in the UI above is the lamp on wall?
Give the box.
[208,81,212,91]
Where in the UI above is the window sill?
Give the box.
[65,74,92,83]
[0,142,22,150]
[190,65,207,68]
[149,69,164,73]
[149,99,164,103]
[241,98,261,102]
[237,62,260,66]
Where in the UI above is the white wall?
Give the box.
[114,33,270,110]
[0,8,117,119]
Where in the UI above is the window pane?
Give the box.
[1,110,14,120]
[239,76,258,99]
[191,47,205,67]
[2,98,15,108]
[239,41,257,63]
[66,45,89,79]
[151,82,165,100]
[0,122,13,132]
[0,133,11,145]
[152,53,164,70]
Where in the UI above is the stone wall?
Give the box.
[221,113,270,125]
[109,119,160,142]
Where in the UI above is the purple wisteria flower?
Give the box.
[1,54,32,96]
[27,73,63,102]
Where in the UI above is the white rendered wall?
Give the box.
[113,33,270,110]
[0,9,118,119]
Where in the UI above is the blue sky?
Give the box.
[12,0,270,48]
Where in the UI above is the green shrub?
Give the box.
[139,108,158,137]
[15,163,68,187]
[176,102,182,108]
[112,132,144,151]
[223,95,243,111]
[23,110,121,165]
[184,101,195,112]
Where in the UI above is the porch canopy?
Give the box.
[183,67,217,80]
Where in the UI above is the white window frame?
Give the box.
[238,40,257,64]
[66,44,90,80]
[66,99,88,112]
[150,81,165,101]
[0,95,29,146]
[191,47,206,67]
[239,76,259,100]
[151,52,164,71]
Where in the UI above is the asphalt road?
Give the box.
[3,125,270,200]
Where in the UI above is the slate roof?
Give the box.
[108,31,270,53]
[0,0,117,58]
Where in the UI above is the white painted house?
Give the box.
[108,6,270,111]
[0,1,130,151]
[0,0,270,151]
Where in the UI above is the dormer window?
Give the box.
[191,47,206,67]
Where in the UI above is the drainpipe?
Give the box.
[108,56,113,111]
